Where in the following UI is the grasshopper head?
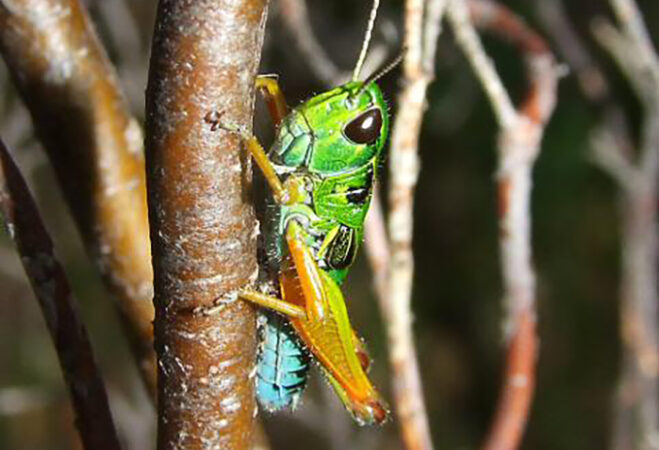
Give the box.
[295,81,389,174]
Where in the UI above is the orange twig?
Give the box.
[448,1,558,449]
[145,0,268,448]
[0,0,156,397]
[0,138,121,450]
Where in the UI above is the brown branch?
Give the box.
[0,0,156,397]
[0,137,121,450]
[145,0,268,448]
[384,1,447,450]
[447,1,558,449]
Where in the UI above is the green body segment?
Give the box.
[256,81,389,413]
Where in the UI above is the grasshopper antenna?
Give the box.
[352,0,381,82]
[355,49,405,96]
[363,50,405,86]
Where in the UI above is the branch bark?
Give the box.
[384,1,447,450]
[589,1,659,447]
[0,0,156,397]
[145,1,268,448]
[0,137,121,450]
[447,1,558,449]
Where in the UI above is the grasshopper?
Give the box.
[223,1,398,425]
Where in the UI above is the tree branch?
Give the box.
[447,2,559,449]
[0,0,156,397]
[384,1,447,450]
[589,1,659,447]
[0,137,121,450]
[145,0,268,448]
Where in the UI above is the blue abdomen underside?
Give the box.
[256,311,310,411]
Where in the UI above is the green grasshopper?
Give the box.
[222,1,397,424]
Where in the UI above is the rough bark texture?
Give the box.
[0,0,156,397]
[0,138,121,450]
[145,1,268,448]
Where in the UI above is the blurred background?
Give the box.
[0,0,657,448]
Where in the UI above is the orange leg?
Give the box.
[284,220,331,321]
[239,289,306,319]
[241,135,291,204]
[281,220,388,424]
[256,75,289,126]
[217,76,291,204]
[215,119,291,205]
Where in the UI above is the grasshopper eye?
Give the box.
[343,109,382,145]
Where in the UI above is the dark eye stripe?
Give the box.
[346,187,369,204]
[343,164,374,205]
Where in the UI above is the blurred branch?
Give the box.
[276,0,390,85]
[448,1,516,128]
[588,1,659,448]
[0,0,156,398]
[447,1,558,449]
[277,0,340,84]
[535,0,609,101]
[0,137,121,450]
[363,188,389,305]
[145,0,267,448]
[384,1,447,450]
[535,0,634,170]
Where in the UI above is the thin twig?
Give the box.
[363,188,389,305]
[535,0,635,167]
[0,137,121,450]
[447,1,558,449]
[0,0,157,398]
[384,1,447,450]
[145,0,268,448]
[609,0,659,92]
[277,0,341,84]
[589,1,659,448]
[276,0,391,85]
[535,0,609,101]
[448,0,516,129]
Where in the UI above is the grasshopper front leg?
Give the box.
[216,119,307,207]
